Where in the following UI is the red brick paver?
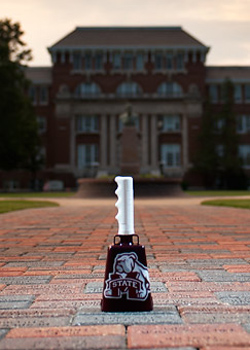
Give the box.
[0,197,249,349]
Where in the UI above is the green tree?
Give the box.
[194,79,247,189]
[0,19,42,180]
[216,80,247,189]
[194,98,218,188]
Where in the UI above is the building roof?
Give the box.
[24,67,52,84]
[49,26,208,51]
[206,66,250,83]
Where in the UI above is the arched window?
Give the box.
[157,82,183,98]
[75,82,101,98]
[116,81,142,97]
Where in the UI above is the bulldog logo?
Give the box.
[104,252,151,301]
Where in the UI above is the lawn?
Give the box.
[201,199,250,210]
[0,191,75,198]
[186,190,250,197]
[0,200,59,214]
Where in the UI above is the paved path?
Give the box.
[0,197,249,349]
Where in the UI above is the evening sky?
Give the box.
[2,0,250,67]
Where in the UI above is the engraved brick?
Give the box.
[73,308,182,326]
[4,261,64,268]
[167,281,250,292]
[30,300,101,310]
[2,283,83,295]
[7,324,125,338]
[215,292,250,305]
[198,271,250,282]
[0,276,52,285]
[127,324,250,348]
[0,317,70,328]
[0,335,126,349]
[0,295,34,310]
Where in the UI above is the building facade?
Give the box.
[3,27,250,189]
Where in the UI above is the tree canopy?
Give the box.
[194,79,247,189]
[0,18,41,173]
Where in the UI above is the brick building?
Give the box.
[3,26,250,189]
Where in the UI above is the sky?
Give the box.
[2,0,250,67]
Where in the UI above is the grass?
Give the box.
[0,191,75,198]
[201,199,250,210]
[0,200,59,214]
[186,190,250,197]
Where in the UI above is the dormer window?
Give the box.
[113,52,121,69]
[176,53,184,70]
[155,52,163,70]
[124,52,133,70]
[73,52,82,70]
[136,53,144,70]
[166,52,173,69]
[94,52,103,70]
[84,53,92,70]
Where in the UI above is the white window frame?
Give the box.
[94,52,103,70]
[39,86,49,105]
[76,115,99,133]
[157,82,183,98]
[245,84,250,102]
[154,52,163,70]
[37,116,47,134]
[123,52,133,70]
[113,52,121,69]
[84,53,92,70]
[161,144,181,168]
[77,144,99,169]
[209,84,219,103]
[166,52,173,69]
[161,115,181,132]
[75,82,101,98]
[237,115,250,134]
[72,52,82,70]
[116,82,142,97]
[234,84,242,103]
[176,52,184,70]
[136,52,144,71]
[238,145,250,168]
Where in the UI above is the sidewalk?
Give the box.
[0,197,249,349]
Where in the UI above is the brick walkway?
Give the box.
[0,197,250,349]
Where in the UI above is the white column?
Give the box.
[70,115,76,171]
[100,114,108,169]
[141,114,149,169]
[150,114,159,172]
[182,114,188,171]
[110,114,117,169]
